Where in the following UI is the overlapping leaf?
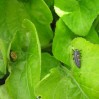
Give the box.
[41,53,60,79]
[54,0,99,36]
[70,37,99,99]
[52,19,75,66]
[5,19,41,99]
[35,67,88,99]
[0,0,53,47]
[0,39,7,78]
[85,27,99,44]
[0,85,10,99]
[36,37,99,99]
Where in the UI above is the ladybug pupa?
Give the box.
[10,50,17,62]
[72,49,81,68]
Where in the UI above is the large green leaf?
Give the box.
[0,85,10,99]
[85,26,99,44]
[0,0,53,47]
[52,19,75,66]
[0,39,7,78]
[36,37,99,99]
[5,19,41,99]
[30,0,53,47]
[44,0,54,8]
[94,15,99,34]
[41,53,60,79]
[35,66,88,99]
[70,37,99,99]
[53,18,99,67]
[54,0,99,36]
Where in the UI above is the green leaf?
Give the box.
[85,26,99,44]
[5,19,41,99]
[94,15,99,34]
[70,37,99,99]
[0,39,7,78]
[41,53,60,79]
[0,0,53,47]
[52,19,75,66]
[35,66,88,99]
[0,85,10,99]
[30,0,53,47]
[52,19,99,67]
[54,0,99,36]
[44,0,54,8]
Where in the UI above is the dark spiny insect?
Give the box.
[72,49,81,68]
[10,50,17,62]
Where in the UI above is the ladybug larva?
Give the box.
[72,49,81,68]
[10,50,17,62]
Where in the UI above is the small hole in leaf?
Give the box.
[36,96,41,99]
